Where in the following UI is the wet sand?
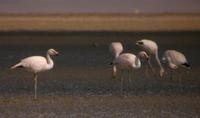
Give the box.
[0,31,199,117]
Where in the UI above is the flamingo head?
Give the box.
[48,49,59,56]
[136,40,144,46]
[138,51,149,61]
[136,40,147,53]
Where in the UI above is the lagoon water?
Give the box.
[0,31,199,117]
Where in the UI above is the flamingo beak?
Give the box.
[136,41,143,46]
[159,69,165,78]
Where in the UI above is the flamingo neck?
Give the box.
[46,53,54,69]
[134,56,141,69]
[115,53,120,58]
[155,51,164,76]
[112,55,119,77]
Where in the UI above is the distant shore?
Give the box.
[0,13,200,32]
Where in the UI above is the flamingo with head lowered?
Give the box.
[136,39,164,78]
[11,48,59,99]
[137,51,152,76]
[111,53,141,95]
[162,50,190,80]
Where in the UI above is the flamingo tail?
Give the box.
[182,62,191,69]
[10,63,23,70]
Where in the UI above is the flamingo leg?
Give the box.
[145,63,149,77]
[120,70,124,96]
[155,52,165,78]
[34,74,38,99]
[178,69,182,84]
[170,69,173,80]
[177,69,183,91]
[128,70,132,83]
[112,65,117,78]
[147,56,156,77]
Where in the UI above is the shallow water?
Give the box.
[0,31,199,117]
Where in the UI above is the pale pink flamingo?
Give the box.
[109,42,123,77]
[111,53,141,95]
[136,39,164,78]
[162,50,190,80]
[11,49,59,99]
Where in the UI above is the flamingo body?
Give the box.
[162,50,190,69]
[13,56,53,73]
[109,42,123,58]
[114,53,141,70]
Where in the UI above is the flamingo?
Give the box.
[137,51,151,76]
[136,39,164,78]
[10,49,59,99]
[162,50,190,80]
[109,42,123,77]
[111,53,141,95]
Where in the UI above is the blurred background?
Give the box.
[0,0,200,13]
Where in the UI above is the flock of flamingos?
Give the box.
[10,39,190,99]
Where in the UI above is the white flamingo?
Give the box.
[136,39,164,77]
[111,53,141,95]
[162,50,190,80]
[137,51,151,76]
[109,42,123,77]
[10,49,59,99]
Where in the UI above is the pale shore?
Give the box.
[0,13,200,32]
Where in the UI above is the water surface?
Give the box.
[0,31,199,117]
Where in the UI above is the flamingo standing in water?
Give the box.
[137,51,151,76]
[136,39,164,78]
[162,50,190,80]
[11,49,59,99]
[111,53,141,95]
[109,42,123,77]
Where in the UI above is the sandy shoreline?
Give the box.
[0,14,200,32]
